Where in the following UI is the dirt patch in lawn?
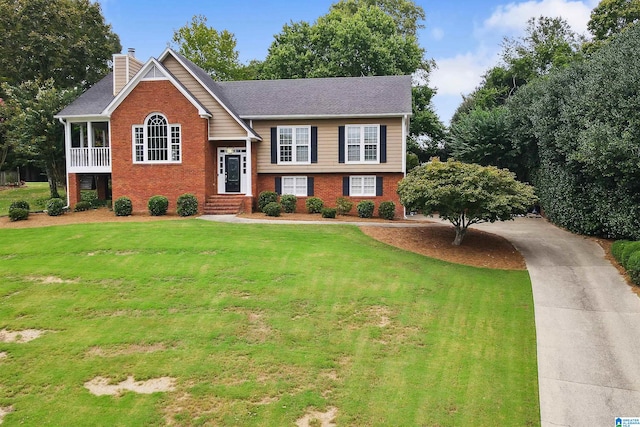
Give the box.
[0,406,14,424]
[84,376,176,396]
[0,329,49,343]
[26,275,77,284]
[0,352,7,359]
[361,225,526,270]
[86,343,168,357]
[296,407,338,427]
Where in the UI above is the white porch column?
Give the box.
[63,119,71,207]
[87,121,94,167]
[245,137,253,197]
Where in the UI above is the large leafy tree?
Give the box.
[171,15,244,81]
[2,81,80,198]
[407,84,447,167]
[0,0,121,90]
[329,0,426,37]
[260,2,428,79]
[588,0,640,41]
[398,159,536,245]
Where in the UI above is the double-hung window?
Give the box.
[132,113,181,163]
[278,126,310,164]
[350,176,376,196]
[282,176,308,197]
[346,125,379,163]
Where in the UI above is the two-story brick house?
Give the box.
[55,48,412,216]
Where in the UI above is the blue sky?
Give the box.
[100,0,599,123]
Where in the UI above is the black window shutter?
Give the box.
[270,127,277,164]
[311,127,318,163]
[343,177,350,196]
[307,177,314,196]
[275,177,282,195]
[338,126,345,163]
[376,177,383,196]
[380,125,387,163]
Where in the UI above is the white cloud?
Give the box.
[430,0,597,124]
[431,27,445,40]
[481,0,597,36]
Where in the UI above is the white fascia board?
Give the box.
[53,114,111,122]
[102,58,211,118]
[158,49,257,137]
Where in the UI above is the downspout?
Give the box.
[402,114,408,218]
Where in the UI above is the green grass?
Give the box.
[0,182,65,215]
[0,221,539,426]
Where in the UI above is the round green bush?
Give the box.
[258,191,278,212]
[305,197,324,214]
[263,202,282,217]
[378,201,396,220]
[9,200,30,212]
[74,201,92,212]
[177,193,198,217]
[148,195,169,216]
[280,194,297,213]
[114,196,133,216]
[621,241,640,266]
[357,200,375,218]
[46,198,65,216]
[611,240,630,263]
[626,251,640,285]
[9,207,28,222]
[321,207,337,218]
[336,197,353,215]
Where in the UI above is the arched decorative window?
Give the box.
[132,113,181,163]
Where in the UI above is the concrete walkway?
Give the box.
[476,218,640,427]
[200,214,640,426]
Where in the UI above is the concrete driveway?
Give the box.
[476,217,640,427]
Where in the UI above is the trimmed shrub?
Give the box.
[378,201,396,220]
[611,240,630,263]
[114,196,133,216]
[357,200,375,218]
[46,198,65,216]
[9,200,30,212]
[9,208,28,222]
[74,201,92,212]
[321,207,337,218]
[627,251,640,285]
[305,197,324,214]
[621,241,640,266]
[177,193,198,217]
[148,195,169,216]
[263,202,282,217]
[258,191,278,212]
[336,197,353,215]
[80,190,107,208]
[280,194,297,213]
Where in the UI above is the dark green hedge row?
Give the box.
[611,241,640,285]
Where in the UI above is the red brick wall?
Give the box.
[110,80,210,213]
[67,173,81,207]
[257,172,405,217]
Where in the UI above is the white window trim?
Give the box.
[277,125,311,165]
[350,175,377,197]
[282,176,308,197]
[132,113,182,164]
[345,124,380,164]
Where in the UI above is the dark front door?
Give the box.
[225,155,241,193]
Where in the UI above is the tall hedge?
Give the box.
[507,24,640,239]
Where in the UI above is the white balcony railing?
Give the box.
[69,147,111,171]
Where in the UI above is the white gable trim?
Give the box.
[158,48,261,141]
[103,58,212,119]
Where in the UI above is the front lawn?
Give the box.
[0,220,539,426]
[0,182,65,215]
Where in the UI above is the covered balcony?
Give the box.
[65,121,111,173]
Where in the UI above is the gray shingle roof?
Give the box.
[218,75,413,118]
[56,50,413,121]
[55,73,114,117]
